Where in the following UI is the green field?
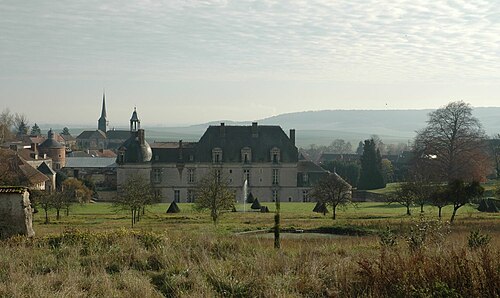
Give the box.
[2,201,499,297]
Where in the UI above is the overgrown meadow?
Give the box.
[1,202,499,297]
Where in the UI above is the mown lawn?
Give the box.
[33,201,500,237]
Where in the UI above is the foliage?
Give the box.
[14,113,29,137]
[194,170,234,225]
[358,139,386,190]
[30,190,52,224]
[405,216,450,252]
[329,139,353,154]
[467,230,491,250]
[389,182,417,216]
[414,101,490,182]
[115,174,154,227]
[379,226,398,248]
[61,127,70,135]
[446,180,484,222]
[429,185,449,218]
[310,173,352,220]
[30,123,41,136]
[62,178,92,203]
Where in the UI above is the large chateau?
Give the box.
[116,110,328,203]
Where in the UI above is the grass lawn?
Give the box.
[33,201,500,237]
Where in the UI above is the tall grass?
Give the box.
[0,227,498,297]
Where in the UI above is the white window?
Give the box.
[271,147,280,163]
[302,190,309,202]
[212,148,222,163]
[241,147,252,163]
[174,190,180,203]
[153,168,162,183]
[187,189,195,203]
[215,169,221,183]
[272,190,279,202]
[243,169,250,185]
[303,173,309,183]
[188,168,195,184]
[272,169,279,185]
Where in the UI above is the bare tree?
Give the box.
[490,134,500,179]
[194,169,234,225]
[311,172,352,220]
[0,108,14,143]
[115,174,154,227]
[329,139,353,154]
[414,101,490,182]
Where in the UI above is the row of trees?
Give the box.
[0,108,72,143]
[31,178,93,223]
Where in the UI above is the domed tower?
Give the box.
[116,108,153,189]
[38,129,66,170]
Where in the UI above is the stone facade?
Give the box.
[0,187,35,239]
[116,113,329,202]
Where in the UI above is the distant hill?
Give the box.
[44,107,500,148]
[162,107,500,147]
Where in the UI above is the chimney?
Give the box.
[289,129,296,146]
[31,143,37,152]
[220,123,225,138]
[138,129,145,145]
[178,140,183,160]
[252,122,258,138]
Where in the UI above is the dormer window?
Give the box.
[241,147,252,164]
[270,147,280,163]
[212,148,222,163]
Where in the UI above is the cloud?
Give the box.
[1,0,499,84]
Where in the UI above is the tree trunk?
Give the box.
[66,206,69,216]
[44,209,49,224]
[450,207,459,223]
[131,209,134,227]
[274,198,281,249]
[438,206,442,218]
[420,204,424,213]
[56,209,60,220]
[332,206,337,220]
[406,205,411,216]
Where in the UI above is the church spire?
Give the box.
[98,91,108,133]
[101,91,107,118]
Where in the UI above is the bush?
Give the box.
[468,230,491,250]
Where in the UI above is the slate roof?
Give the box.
[77,130,106,140]
[117,131,152,163]
[37,162,56,176]
[64,157,116,168]
[18,159,49,185]
[106,130,131,140]
[297,160,328,173]
[194,125,298,163]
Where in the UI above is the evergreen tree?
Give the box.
[61,127,70,135]
[358,139,386,190]
[30,123,41,136]
[356,141,364,155]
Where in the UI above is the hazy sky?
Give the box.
[1,1,499,127]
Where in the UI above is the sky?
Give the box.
[1,0,499,127]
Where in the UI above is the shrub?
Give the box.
[468,230,491,250]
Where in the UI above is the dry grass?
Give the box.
[0,224,498,297]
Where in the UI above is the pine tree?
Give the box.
[30,123,41,136]
[358,139,386,190]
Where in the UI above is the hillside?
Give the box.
[52,107,500,148]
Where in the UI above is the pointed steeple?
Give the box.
[101,92,107,118]
[98,91,108,133]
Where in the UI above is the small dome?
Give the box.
[39,129,64,149]
[118,132,152,163]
